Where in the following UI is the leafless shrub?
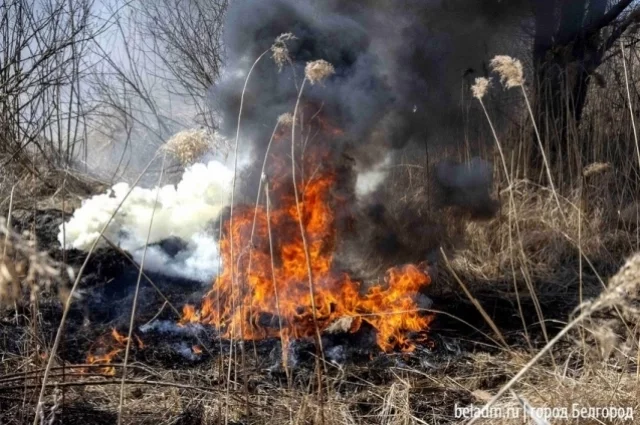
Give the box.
[136,0,227,131]
[0,0,97,175]
[77,0,228,184]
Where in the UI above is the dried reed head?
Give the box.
[0,219,67,306]
[490,55,524,88]
[277,112,294,127]
[583,162,612,178]
[587,252,640,320]
[162,128,214,166]
[609,253,640,294]
[471,77,492,100]
[271,33,296,72]
[305,59,335,85]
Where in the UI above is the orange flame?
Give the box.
[182,118,434,353]
[87,349,122,376]
[111,328,127,344]
[86,328,145,375]
[181,304,199,323]
[135,335,145,349]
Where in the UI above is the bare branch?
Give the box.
[584,0,635,35]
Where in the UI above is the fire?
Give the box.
[111,328,127,344]
[86,328,145,375]
[86,348,122,376]
[181,304,199,322]
[182,117,434,353]
[135,335,145,349]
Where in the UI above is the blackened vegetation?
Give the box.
[4,210,559,368]
[0,207,581,425]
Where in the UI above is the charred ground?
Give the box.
[0,178,620,424]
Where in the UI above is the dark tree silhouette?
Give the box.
[531,0,640,165]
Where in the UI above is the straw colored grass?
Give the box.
[5,34,640,425]
[0,218,67,306]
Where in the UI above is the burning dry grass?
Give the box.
[340,151,639,422]
[182,128,435,353]
[5,45,640,425]
[3,160,640,424]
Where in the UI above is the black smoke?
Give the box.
[215,0,393,165]
[214,0,528,162]
[212,0,527,270]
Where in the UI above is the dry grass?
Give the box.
[0,218,67,306]
[1,172,638,423]
[4,43,640,425]
[458,354,640,425]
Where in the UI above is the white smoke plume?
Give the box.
[59,160,233,282]
[355,154,392,199]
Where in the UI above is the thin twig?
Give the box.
[291,77,326,424]
[265,181,291,387]
[291,78,325,364]
[519,85,567,225]
[620,40,640,252]
[227,47,269,420]
[440,249,508,348]
[475,96,531,346]
[5,379,232,395]
[2,185,16,260]
[467,300,604,425]
[32,154,160,425]
[117,153,166,424]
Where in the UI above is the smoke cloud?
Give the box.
[435,157,499,220]
[59,160,232,282]
[215,0,528,169]
[209,0,521,272]
[60,0,520,282]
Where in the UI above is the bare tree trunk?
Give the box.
[529,0,631,175]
